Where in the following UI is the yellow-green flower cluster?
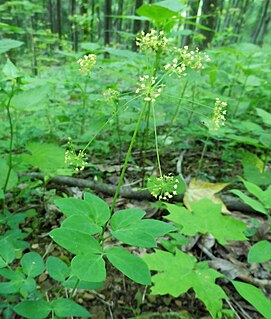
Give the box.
[135,75,164,103]
[148,175,181,200]
[77,54,96,74]
[103,88,120,103]
[164,46,210,77]
[65,138,87,172]
[210,98,227,130]
[136,29,168,52]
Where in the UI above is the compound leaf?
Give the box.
[165,199,247,245]
[55,193,110,227]
[144,249,227,318]
[106,246,151,285]
[110,209,175,248]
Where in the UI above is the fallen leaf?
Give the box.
[184,179,230,214]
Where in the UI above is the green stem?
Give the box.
[152,103,162,177]
[3,83,16,195]
[110,102,148,214]
[80,79,88,135]
[140,102,151,185]
[162,79,188,146]
[82,95,140,153]
[197,135,210,175]
[69,278,80,299]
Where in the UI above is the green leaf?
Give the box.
[49,228,102,255]
[21,143,69,176]
[137,4,176,24]
[12,86,50,111]
[232,281,271,319]
[13,300,51,319]
[71,254,106,282]
[46,256,70,282]
[110,209,175,248]
[256,108,271,126]
[241,179,266,204]
[3,58,19,79]
[231,189,268,215]
[154,0,185,12]
[106,246,151,285]
[55,193,110,227]
[0,159,18,190]
[144,249,227,318]
[61,215,102,235]
[165,199,247,245]
[0,238,16,267]
[20,252,45,277]
[248,240,271,263]
[51,298,90,318]
[84,193,110,226]
[0,38,23,54]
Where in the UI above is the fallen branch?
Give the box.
[20,173,258,214]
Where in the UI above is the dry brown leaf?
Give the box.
[183,178,231,214]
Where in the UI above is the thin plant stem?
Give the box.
[82,95,141,153]
[98,102,148,243]
[152,103,162,177]
[162,79,188,146]
[80,78,88,135]
[197,135,210,175]
[110,101,148,214]
[3,83,16,197]
[69,278,80,299]
[140,102,151,185]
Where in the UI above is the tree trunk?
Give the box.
[48,0,54,33]
[132,0,144,51]
[71,0,78,52]
[56,0,62,48]
[104,0,112,47]
[114,0,124,43]
[234,0,250,42]
[199,0,218,48]
[251,0,271,45]
[182,0,200,47]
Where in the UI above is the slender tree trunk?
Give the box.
[80,0,89,41]
[251,0,271,45]
[182,0,200,47]
[114,0,124,43]
[199,0,218,48]
[71,0,78,52]
[48,0,54,33]
[90,0,95,41]
[132,0,144,51]
[104,0,112,47]
[56,0,62,48]
[234,0,250,42]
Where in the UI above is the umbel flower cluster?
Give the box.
[135,75,165,103]
[164,46,211,77]
[77,54,96,74]
[136,29,168,52]
[147,175,182,200]
[210,98,227,130]
[64,138,87,171]
[103,88,120,103]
